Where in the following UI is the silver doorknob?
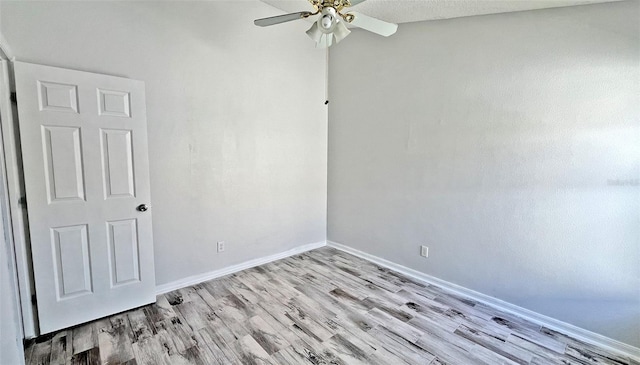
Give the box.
[137,204,150,212]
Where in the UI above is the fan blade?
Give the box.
[346,0,368,7]
[347,12,398,36]
[333,21,351,43]
[254,11,312,27]
[306,22,323,42]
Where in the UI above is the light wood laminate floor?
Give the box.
[24,247,638,365]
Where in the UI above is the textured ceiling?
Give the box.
[259,0,621,24]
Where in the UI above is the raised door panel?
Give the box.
[97,89,131,118]
[41,126,86,203]
[38,81,78,113]
[100,129,135,199]
[51,225,92,300]
[106,219,140,286]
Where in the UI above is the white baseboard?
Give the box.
[156,241,326,295]
[326,240,640,361]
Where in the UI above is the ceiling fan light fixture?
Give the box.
[326,33,334,47]
[333,21,351,43]
[317,7,338,33]
[315,33,336,49]
[315,34,327,49]
[253,0,399,48]
[306,22,323,42]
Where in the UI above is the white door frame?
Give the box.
[0,60,26,365]
[0,55,39,337]
[1,34,28,365]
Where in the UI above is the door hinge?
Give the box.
[10,92,17,104]
[31,294,37,305]
[18,196,26,206]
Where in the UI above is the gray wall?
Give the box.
[328,1,640,347]
[1,1,327,286]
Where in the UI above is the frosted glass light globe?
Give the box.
[321,15,333,29]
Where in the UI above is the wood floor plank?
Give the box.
[49,331,71,365]
[164,290,184,306]
[530,355,591,365]
[506,332,567,355]
[468,343,522,365]
[225,276,266,309]
[181,344,221,365]
[173,295,216,331]
[492,318,567,353]
[188,331,226,365]
[324,333,371,365]
[126,309,155,343]
[408,313,460,335]
[257,298,296,330]
[368,325,436,364]
[231,334,275,365]
[245,315,290,355]
[24,247,636,365]
[329,287,372,312]
[130,334,171,365]
[71,323,96,356]
[69,347,99,365]
[367,307,423,343]
[368,346,418,365]
[287,336,348,365]
[402,302,459,333]
[360,272,405,293]
[362,296,414,322]
[565,344,631,365]
[454,324,533,365]
[201,277,233,300]
[233,272,273,300]
[335,305,378,333]
[541,326,633,364]
[288,293,339,326]
[155,328,183,358]
[285,312,334,343]
[175,285,203,303]
[211,297,252,339]
[144,295,177,327]
[414,330,490,365]
[441,307,512,340]
[197,326,241,364]
[28,338,52,365]
[282,298,337,342]
[158,315,198,354]
[97,314,135,365]
[24,341,36,365]
[270,346,307,365]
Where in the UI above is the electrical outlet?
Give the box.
[217,241,225,253]
[420,245,429,258]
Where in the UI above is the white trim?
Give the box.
[0,61,25,365]
[0,61,38,338]
[156,241,327,295]
[327,240,640,361]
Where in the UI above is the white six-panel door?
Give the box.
[14,62,156,334]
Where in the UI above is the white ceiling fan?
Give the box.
[254,0,398,48]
